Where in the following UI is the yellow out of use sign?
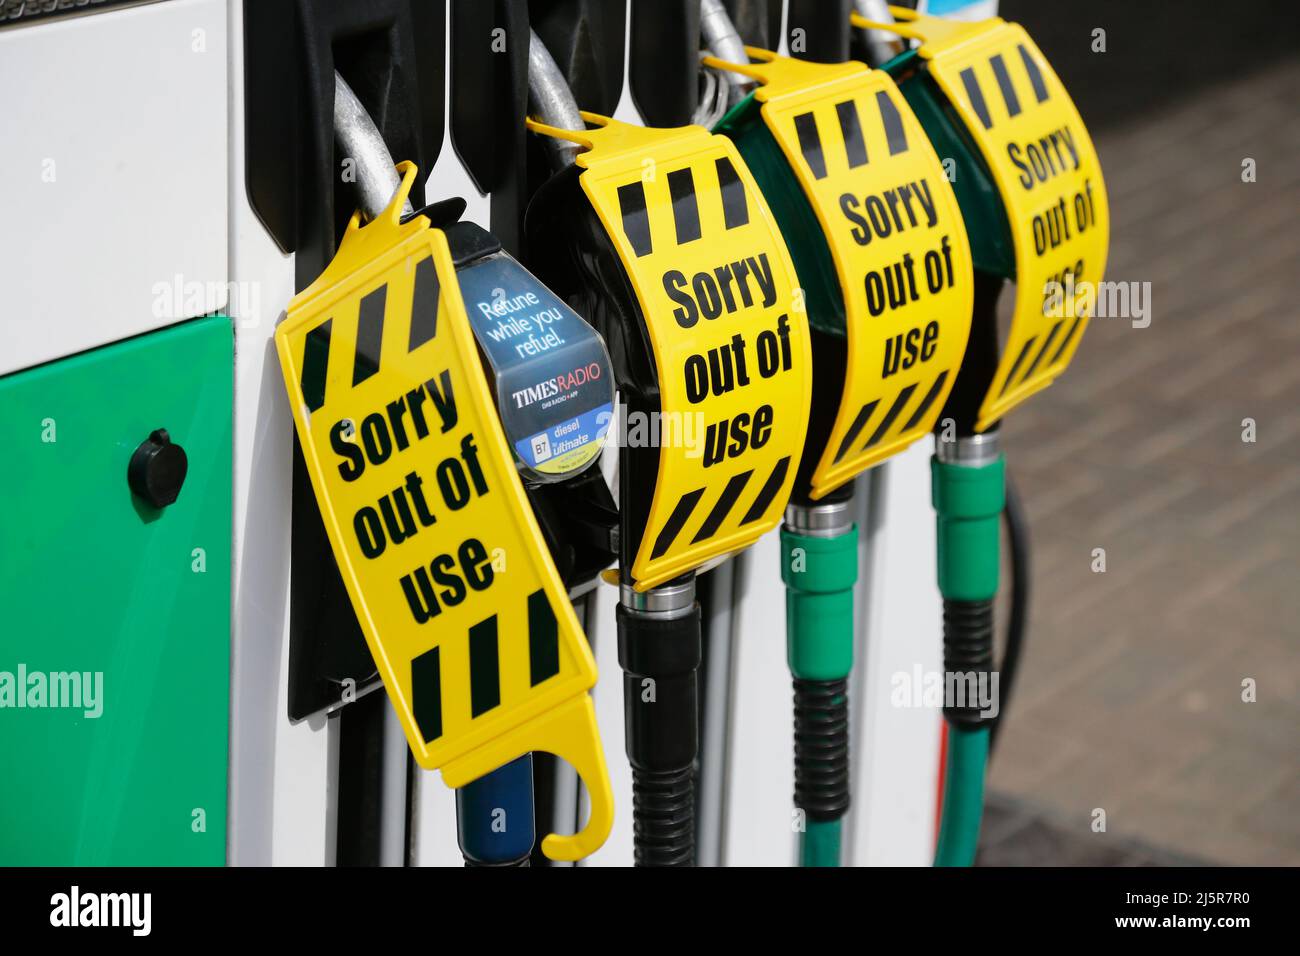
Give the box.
[275,164,612,861]
[529,114,813,590]
[707,48,974,498]
[856,7,1110,431]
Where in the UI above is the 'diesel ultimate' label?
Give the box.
[456,253,615,480]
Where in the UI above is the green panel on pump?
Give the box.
[0,315,232,865]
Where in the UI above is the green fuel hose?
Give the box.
[782,503,858,867]
[931,441,1004,867]
[801,818,844,868]
[934,725,989,867]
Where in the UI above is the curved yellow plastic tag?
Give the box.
[705,48,974,498]
[855,8,1109,431]
[274,164,612,861]
[528,114,813,590]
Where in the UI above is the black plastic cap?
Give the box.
[128,428,188,508]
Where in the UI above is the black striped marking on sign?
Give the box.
[528,588,560,686]
[650,489,705,561]
[741,454,790,524]
[469,615,500,717]
[648,456,792,561]
[997,336,1038,397]
[467,616,496,712]
[832,370,950,464]
[297,255,443,413]
[353,285,386,385]
[408,255,441,351]
[1018,44,1050,103]
[794,111,828,180]
[989,53,1021,120]
[999,310,1085,398]
[301,319,332,413]
[833,400,878,464]
[900,370,949,433]
[667,168,702,245]
[792,90,911,183]
[617,181,654,257]
[960,67,993,130]
[959,45,1054,132]
[716,157,750,229]
[412,644,442,744]
[1048,314,1084,366]
[876,91,909,156]
[836,99,869,169]
[691,470,752,544]
[1017,319,1063,385]
[861,382,917,450]
[616,160,754,259]
[411,589,561,745]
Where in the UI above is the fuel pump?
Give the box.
[702,2,974,866]
[524,27,814,866]
[273,74,616,866]
[856,6,1110,866]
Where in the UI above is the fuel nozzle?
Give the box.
[703,0,977,865]
[278,71,617,868]
[524,29,702,867]
[864,7,1110,866]
[523,25,814,865]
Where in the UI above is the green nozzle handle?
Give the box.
[782,524,858,859]
[781,526,859,681]
[932,454,1005,602]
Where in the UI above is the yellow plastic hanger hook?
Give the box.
[383,161,422,225]
[442,694,613,861]
[341,159,424,241]
[525,114,596,151]
[702,45,871,103]
[527,111,706,170]
[534,695,614,861]
[699,44,777,82]
[850,6,921,38]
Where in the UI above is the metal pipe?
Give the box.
[332,71,412,220]
[620,578,698,618]
[786,499,856,538]
[697,556,737,867]
[527,29,584,168]
[700,0,751,102]
[936,430,1002,467]
[853,0,905,67]
[378,705,410,866]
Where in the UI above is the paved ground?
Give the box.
[981,41,1300,865]
[978,793,1206,867]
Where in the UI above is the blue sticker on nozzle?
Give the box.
[456,254,615,479]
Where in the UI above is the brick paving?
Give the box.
[983,51,1300,865]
